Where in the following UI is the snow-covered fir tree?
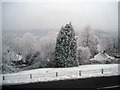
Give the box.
[54,22,78,67]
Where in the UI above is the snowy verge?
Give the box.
[1,64,119,85]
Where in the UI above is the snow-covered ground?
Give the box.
[1,64,119,85]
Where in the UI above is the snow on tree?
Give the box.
[78,25,98,58]
[54,22,78,67]
[11,33,36,65]
[7,32,57,68]
[77,47,91,65]
[97,32,118,54]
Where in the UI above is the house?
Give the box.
[12,54,24,65]
[16,59,24,65]
[90,51,115,63]
[7,52,24,66]
[110,53,120,59]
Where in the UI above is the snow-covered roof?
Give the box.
[8,52,23,61]
[90,52,115,61]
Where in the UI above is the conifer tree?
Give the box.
[54,23,78,67]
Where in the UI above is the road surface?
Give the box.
[2,76,120,89]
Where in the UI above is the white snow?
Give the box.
[105,53,115,60]
[8,52,22,61]
[90,52,115,61]
[1,64,119,85]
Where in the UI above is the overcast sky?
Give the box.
[2,1,118,32]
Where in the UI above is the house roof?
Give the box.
[8,52,23,61]
[90,52,115,61]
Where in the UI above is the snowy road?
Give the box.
[1,64,120,85]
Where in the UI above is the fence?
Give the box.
[2,68,118,83]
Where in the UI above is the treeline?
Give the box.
[2,23,118,73]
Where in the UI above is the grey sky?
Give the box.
[2,2,118,32]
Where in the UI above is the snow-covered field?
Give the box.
[1,64,120,85]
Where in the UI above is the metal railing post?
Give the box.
[79,71,81,76]
[56,72,58,77]
[101,69,103,74]
[3,76,5,80]
[30,74,32,79]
